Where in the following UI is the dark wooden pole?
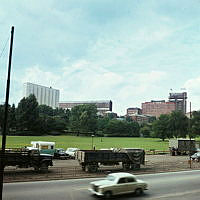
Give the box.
[0,26,14,200]
[189,102,192,169]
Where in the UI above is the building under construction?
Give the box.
[169,92,187,114]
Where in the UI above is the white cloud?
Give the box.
[2,0,200,115]
[184,76,200,111]
[18,63,167,115]
[22,65,61,88]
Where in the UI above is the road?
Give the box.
[3,170,200,200]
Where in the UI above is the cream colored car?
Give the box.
[89,172,148,198]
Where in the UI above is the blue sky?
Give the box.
[1,0,200,115]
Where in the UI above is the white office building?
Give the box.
[23,82,60,108]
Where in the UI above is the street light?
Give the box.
[91,135,94,150]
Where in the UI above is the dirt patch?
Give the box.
[4,154,200,183]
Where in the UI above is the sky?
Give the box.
[0,0,200,115]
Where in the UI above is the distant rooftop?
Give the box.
[59,100,111,103]
[24,82,59,91]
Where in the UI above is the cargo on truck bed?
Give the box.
[0,148,53,172]
[76,148,145,173]
[169,139,196,156]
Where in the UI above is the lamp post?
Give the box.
[91,135,94,150]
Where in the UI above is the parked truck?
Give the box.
[0,147,53,172]
[31,141,55,155]
[76,148,145,173]
[169,139,196,156]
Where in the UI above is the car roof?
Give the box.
[108,172,136,179]
[66,148,79,150]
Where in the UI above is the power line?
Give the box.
[0,36,9,59]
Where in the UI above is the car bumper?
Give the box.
[88,188,104,196]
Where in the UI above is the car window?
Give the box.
[127,177,136,182]
[67,148,73,152]
[118,178,126,184]
[106,175,116,182]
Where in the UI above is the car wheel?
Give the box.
[104,191,112,199]
[135,188,143,196]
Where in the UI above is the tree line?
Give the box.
[1,94,200,139]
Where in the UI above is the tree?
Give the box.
[9,104,16,129]
[152,114,172,141]
[168,111,188,138]
[104,119,125,136]
[104,119,140,137]
[127,121,140,137]
[97,116,110,132]
[69,104,98,133]
[38,105,54,116]
[0,104,16,132]
[190,111,200,138]
[0,104,5,130]
[140,125,151,138]
[16,94,39,131]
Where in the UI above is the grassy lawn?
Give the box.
[0,136,169,151]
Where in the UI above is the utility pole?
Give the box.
[189,102,192,169]
[0,26,14,200]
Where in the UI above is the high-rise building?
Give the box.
[23,82,60,108]
[59,100,112,115]
[142,100,176,118]
[169,92,187,114]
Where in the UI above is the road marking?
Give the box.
[137,169,200,177]
[146,189,200,199]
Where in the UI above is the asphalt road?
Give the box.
[3,170,200,200]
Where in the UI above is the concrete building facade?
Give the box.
[127,107,142,116]
[59,100,112,115]
[169,92,187,114]
[142,100,176,118]
[129,114,152,124]
[23,82,60,108]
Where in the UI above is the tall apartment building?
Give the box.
[59,100,112,115]
[142,100,176,118]
[23,82,60,108]
[169,92,187,114]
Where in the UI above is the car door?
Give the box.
[115,178,129,195]
[126,177,138,192]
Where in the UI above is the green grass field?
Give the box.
[0,136,169,151]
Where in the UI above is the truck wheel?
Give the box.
[34,166,39,171]
[85,165,89,172]
[104,191,112,199]
[136,164,140,169]
[122,163,130,170]
[90,165,98,173]
[82,165,86,171]
[40,163,48,173]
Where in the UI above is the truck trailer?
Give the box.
[169,139,196,156]
[76,148,145,173]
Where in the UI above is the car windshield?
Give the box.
[106,175,116,182]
